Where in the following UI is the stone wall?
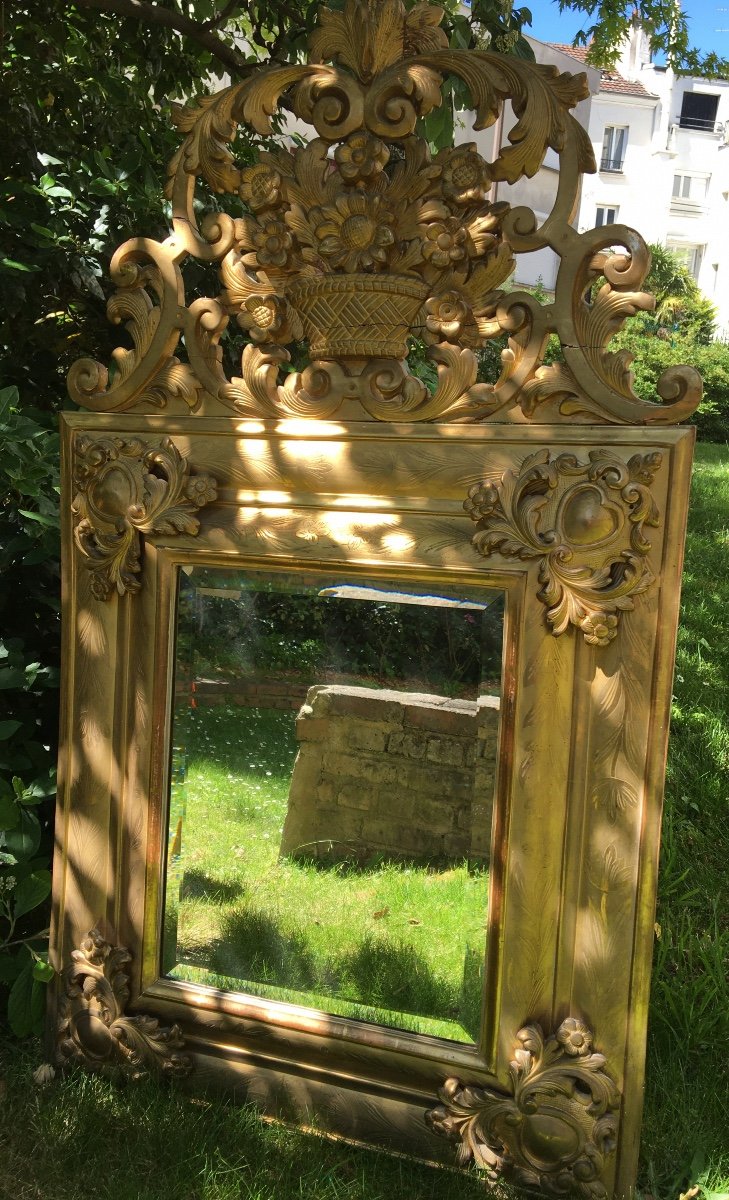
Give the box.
[279,684,500,865]
[177,677,310,711]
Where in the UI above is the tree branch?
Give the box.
[202,0,241,32]
[72,0,253,76]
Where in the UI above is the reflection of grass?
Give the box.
[166,704,488,1043]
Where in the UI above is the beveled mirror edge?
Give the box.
[141,547,518,1075]
[50,412,696,1200]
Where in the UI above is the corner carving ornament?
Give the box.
[57,928,191,1079]
[71,435,217,599]
[65,0,701,426]
[464,449,663,645]
[426,1018,620,1199]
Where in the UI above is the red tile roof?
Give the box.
[549,42,657,99]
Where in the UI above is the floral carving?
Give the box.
[57,928,191,1079]
[70,0,701,425]
[236,293,301,343]
[422,216,469,268]
[440,146,492,206]
[464,449,663,644]
[426,1018,620,1199]
[238,162,283,211]
[311,193,396,272]
[252,218,294,268]
[72,435,217,599]
[335,132,390,183]
[424,291,470,340]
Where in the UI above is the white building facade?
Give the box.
[469,29,729,332]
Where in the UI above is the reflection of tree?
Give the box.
[206,908,483,1034]
[176,570,504,696]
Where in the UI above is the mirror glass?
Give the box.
[162,566,505,1043]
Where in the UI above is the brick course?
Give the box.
[279,684,500,865]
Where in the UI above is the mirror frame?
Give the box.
[51,411,693,1199]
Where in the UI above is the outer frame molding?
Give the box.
[50,411,694,1199]
[49,2,697,1185]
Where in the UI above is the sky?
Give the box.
[523,0,729,62]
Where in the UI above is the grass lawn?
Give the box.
[0,443,727,1200]
[165,704,488,1042]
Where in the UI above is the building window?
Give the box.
[596,206,619,227]
[678,92,719,132]
[672,173,709,202]
[600,126,627,172]
[667,242,704,280]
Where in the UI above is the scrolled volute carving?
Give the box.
[69,0,701,425]
[426,1018,620,1199]
[465,448,663,645]
[72,435,217,600]
[57,928,191,1079]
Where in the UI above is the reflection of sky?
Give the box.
[316,585,495,610]
[523,0,729,61]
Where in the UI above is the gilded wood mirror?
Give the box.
[49,5,699,1197]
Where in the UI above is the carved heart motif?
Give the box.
[557,484,624,549]
[89,464,137,521]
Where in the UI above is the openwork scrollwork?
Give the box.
[66,0,701,426]
[465,448,663,644]
[426,1018,620,1199]
[57,928,191,1079]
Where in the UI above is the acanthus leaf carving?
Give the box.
[426,1017,620,1199]
[69,0,701,426]
[464,448,663,644]
[57,928,192,1079]
[71,436,217,600]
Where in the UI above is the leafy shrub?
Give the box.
[612,322,729,444]
[0,387,60,1033]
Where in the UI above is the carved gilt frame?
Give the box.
[49,5,697,1198]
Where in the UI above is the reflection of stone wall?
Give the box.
[279,685,500,865]
[176,678,310,710]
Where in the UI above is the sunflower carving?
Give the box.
[311,193,396,272]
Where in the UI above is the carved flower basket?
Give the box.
[287,273,429,359]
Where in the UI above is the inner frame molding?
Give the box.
[49,3,697,1197]
[51,416,693,1200]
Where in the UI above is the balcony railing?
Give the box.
[677,116,717,132]
[600,156,625,172]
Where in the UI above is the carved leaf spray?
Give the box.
[72,436,217,598]
[465,449,663,644]
[64,0,701,427]
[426,1018,620,1199]
[57,929,191,1079]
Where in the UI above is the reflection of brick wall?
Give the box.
[176,678,311,710]
[279,685,500,866]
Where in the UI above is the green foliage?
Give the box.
[641,244,717,345]
[559,0,729,80]
[179,575,503,691]
[610,329,729,443]
[608,247,728,443]
[0,388,59,1032]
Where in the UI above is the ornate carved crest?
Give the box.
[71,435,217,599]
[57,928,191,1079]
[426,1018,620,1198]
[464,449,662,644]
[66,0,701,425]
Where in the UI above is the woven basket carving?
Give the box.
[287,274,429,359]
